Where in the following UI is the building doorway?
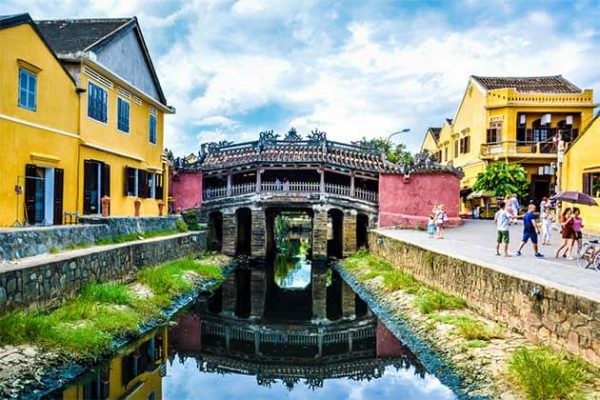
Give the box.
[83,160,110,214]
[25,164,64,225]
[530,175,552,205]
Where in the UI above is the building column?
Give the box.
[250,267,266,319]
[221,275,237,317]
[251,208,266,258]
[256,168,262,193]
[311,260,328,321]
[319,169,325,193]
[312,206,328,260]
[350,173,355,197]
[341,280,356,319]
[226,172,232,196]
[222,210,236,256]
[343,210,357,257]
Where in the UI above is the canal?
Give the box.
[43,227,458,399]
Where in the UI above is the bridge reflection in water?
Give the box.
[46,236,456,400]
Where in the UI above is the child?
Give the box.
[435,205,447,239]
[427,214,436,238]
[541,208,554,245]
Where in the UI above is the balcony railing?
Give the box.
[203,181,378,203]
[480,140,557,157]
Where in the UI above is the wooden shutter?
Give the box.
[583,173,591,195]
[525,129,533,142]
[138,170,148,198]
[465,136,470,153]
[83,160,93,214]
[25,164,37,224]
[53,168,64,225]
[101,163,110,198]
[155,174,164,200]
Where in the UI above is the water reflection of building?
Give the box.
[168,304,426,390]
[48,328,167,400]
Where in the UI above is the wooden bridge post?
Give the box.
[343,209,357,257]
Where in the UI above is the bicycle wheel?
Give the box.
[576,244,591,269]
[594,252,600,272]
[577,243,591,260]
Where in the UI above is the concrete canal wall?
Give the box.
[369,231,600,365]
[0,231,205,313]
[0,216,183,261]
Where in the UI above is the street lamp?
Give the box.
[387,128,410,141]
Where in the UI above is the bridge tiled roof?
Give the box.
[174,130,463,177]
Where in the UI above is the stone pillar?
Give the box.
[220,276,237,317]
[222,210,236,256]
[251,208,266,258]
[250,267,266,319]
[311,261,328,321]
[341,280,356,319]
[312,206,328,260]
[343,210,357,256]
[350,174,355,197]
[226,173,232,196]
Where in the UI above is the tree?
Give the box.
[353,137,413,164]
[473,162,529,198]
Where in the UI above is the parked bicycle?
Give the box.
[576,239,600,271]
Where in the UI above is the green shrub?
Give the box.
[81,283,133,305]
[509,347,587,400]
[381,270,420,293]
[176,219,189,232]
[416,290,465,314]
[49,246,60,254]
[467,339,488,348]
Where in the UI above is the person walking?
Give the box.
[434,205,447,239]
[539,196,549,215]
[555,208,575,259]
[516,204,544,257]
[509,194,520,224]
[427,213,436,238]
[541,208,554,245]
[573,208,584,252]
[494,201,511,257]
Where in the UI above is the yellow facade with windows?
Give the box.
[59,328,167,400]
[422,76,595,214]
[562,115,600,235]
[0,14,174,226]
[0,18,80,226]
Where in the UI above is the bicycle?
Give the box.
[576,239,600,271]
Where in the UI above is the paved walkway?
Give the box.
[376,220,600,302]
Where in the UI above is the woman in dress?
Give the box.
[555,208,575,259]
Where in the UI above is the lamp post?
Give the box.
[387,128,411,142]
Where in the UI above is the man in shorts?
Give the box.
[494,201,510,256]
[516,204,544,257]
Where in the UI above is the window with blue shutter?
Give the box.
[117,98,130,133]
[149,114,157,144]
[87,82,108,123]
[18,68,37,111]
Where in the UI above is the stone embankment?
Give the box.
[0,231,205,313]
[0,215,184,261]
[368,231,600,366]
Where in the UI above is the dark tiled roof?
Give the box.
[471,75,581,93]
[201,141,388,173]
[427,127,441,142]
[35,18,133,55]
[0,14,32,28]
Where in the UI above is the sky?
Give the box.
[2,0,600,156]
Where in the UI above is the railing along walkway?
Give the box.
[203,181,378,203]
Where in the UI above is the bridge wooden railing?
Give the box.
[203,181,378,203]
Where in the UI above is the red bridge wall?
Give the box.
[170,170,203,211]
[378,172,461,228]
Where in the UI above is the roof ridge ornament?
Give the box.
[308,129,327,143]
[283,127,302,142]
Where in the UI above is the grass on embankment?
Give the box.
[0,255,224,359]
[509,346,591,400]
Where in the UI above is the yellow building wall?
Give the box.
[420,130,439,154]
[0,23,80,226]
[562,117,600,235]
[77,68,168,217]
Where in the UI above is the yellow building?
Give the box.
[36,17,175,218]
[0,14,81,226]
[562,114,600,234]
[58,328,167,400]
[422,76,596,213]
